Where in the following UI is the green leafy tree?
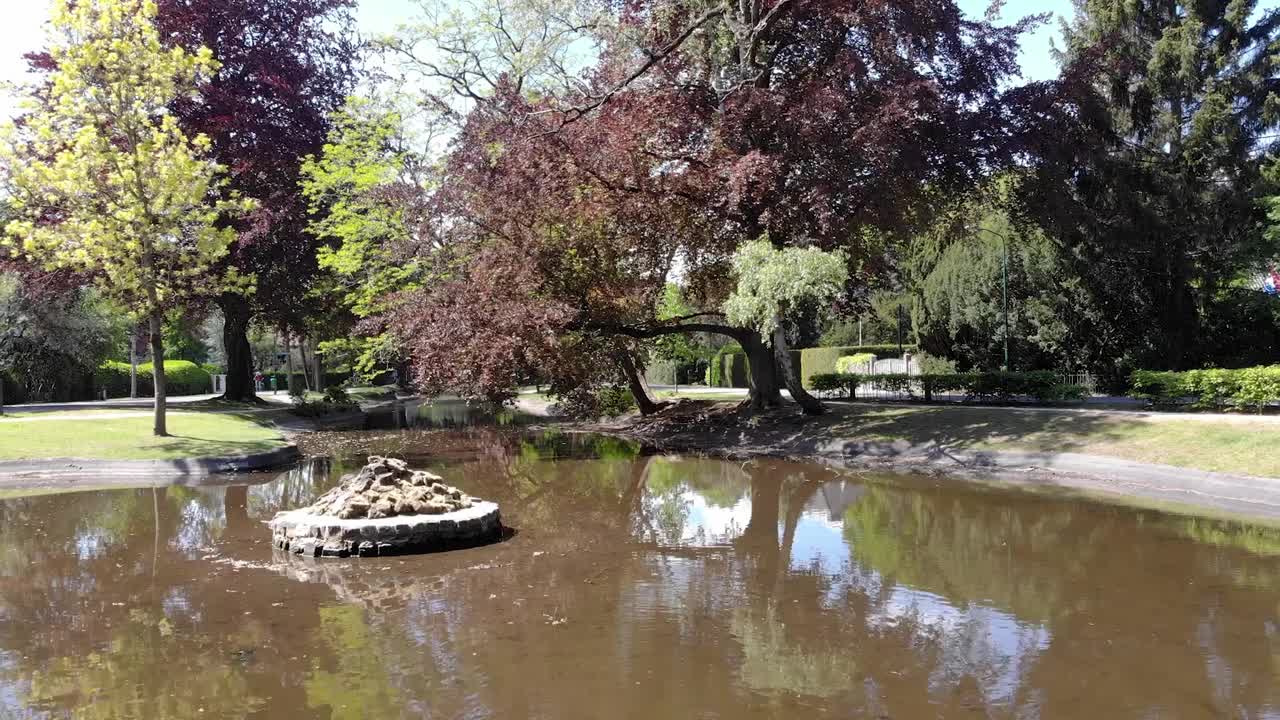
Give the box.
[300,95,423,377]
[0,0,251,435]
[0,273,125,410]
[723,239,847,414]
[1025,0,1280,372]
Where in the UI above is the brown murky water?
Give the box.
[2,424,1280,719]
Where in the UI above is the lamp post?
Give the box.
[969,225,1011,370]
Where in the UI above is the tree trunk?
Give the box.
[616,352,663,415]
[298,338,313,391]
[0,370,5,416]
[311,337,324,392]
[772,322,825,415]
[284,332,294,394]
[149,311,168,437]
[128,329,138,399]
[741,332,784,410]
[220,295,256,401]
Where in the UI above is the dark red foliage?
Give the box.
[395,1,1042,401]
[154,0,358,326]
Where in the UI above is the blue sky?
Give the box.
[0,0,1094,119]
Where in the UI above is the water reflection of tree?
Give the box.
[0,485,383,718]
[6,440,1280,718]
[842,481,1280,717]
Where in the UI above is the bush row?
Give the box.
[707,345,749,388]
[810,370,1088,403]
[1130,366,1280,411]
[800,344,917,386]
[95,360,212,398]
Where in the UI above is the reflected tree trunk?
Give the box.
[224,485,253,534]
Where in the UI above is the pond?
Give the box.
[2,422,1280,718]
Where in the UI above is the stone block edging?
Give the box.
[0,444,302,483]
[270,500,502,558]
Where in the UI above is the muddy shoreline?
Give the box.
[551,401,1280,523]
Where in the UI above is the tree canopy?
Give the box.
[0,0,250,433]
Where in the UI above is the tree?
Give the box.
[722,240,847,414]
[1021,0,1280,373]
[154,0,358,401]
[385,0,1037,411]
[299,95,425,379]
[0,0,250,435]
[0,271,124,411]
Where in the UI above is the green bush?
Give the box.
[916,352,958,375]
[1130,366,1280,411]
[807,370,1085,405]
[95,360,212,398]
[708,344,742,387]
[1234,366,1280,412]
[644,360,678,386]
[722,352,750,388]
[918,373,974,401]
[835,353,876,374]
[800,344,915,387]
[810,372,860,399]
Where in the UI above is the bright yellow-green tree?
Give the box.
[0,0,251,435]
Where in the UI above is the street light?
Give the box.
[968,225,1011,371]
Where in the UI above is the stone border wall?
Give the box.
[270,500,502,557]
[0,444,302,483]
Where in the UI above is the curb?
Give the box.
[813,443,1280,520]
[591,426,1280,522]
[0,444,303,484]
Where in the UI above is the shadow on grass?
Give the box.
[158,435,284,455]
[821,405,1130,454]
[636,401,1138,470]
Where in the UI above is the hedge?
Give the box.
[264,371,354,391]
[834,353,877,374]
[95,360,212,398]
[801,344,917,387]
[810,370,1087,404]
[709,344,746,388]
[1131,366,1280,411]
[645,360,679,386]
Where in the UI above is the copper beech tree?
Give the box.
[368,0,1045,413]
[154,0,357,400]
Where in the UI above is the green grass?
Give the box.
[822,405,1280,478]
[297,385,396,403]
[656,389,745,401]
[0,411,287,461]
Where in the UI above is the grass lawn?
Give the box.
[298,385,397,403]
[824,404,1280,478]
[656,389,746,401]
[0,410,288,461]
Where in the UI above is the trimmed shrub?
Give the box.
[810,372,860,399]
[1235,366,1280,412]
[644,360,679,386]
[835,353,876,374]
[1130,366,1280,411]
[722,352,750,388]
[95,360,211,398]
[708,344,741,387]
[807,370,1086,405]
[800,344,916,387]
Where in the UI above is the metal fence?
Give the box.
[815,371,1098,403]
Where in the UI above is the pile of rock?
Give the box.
[303,455,475,519]
[269,455,501,558]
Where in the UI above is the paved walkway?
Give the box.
[2,392,296,415]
